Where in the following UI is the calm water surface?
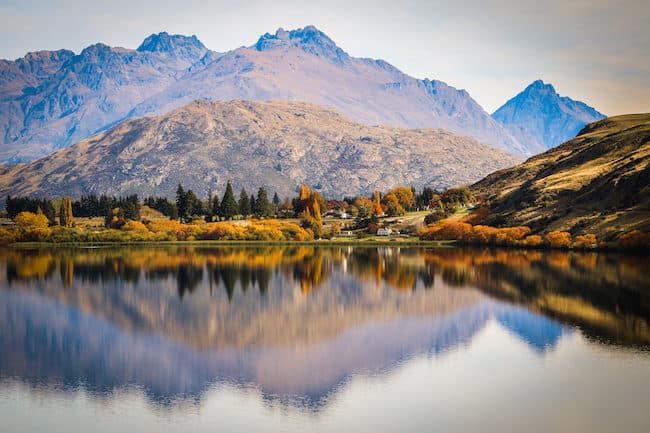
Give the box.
[1,246,649,433]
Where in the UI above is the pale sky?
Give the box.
[1,0,648,114]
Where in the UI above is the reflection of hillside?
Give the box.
[8,245,647,408]
[422,248,650,346]
[0,247,457,350]
[0,288,565,407]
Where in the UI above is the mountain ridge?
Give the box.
[0,25,527,163]
[0,99,521,199]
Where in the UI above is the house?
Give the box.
[376,228,392,236]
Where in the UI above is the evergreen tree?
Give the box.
[238,187,251,217]
[250,193,256,215]
[211,195,220,220]
[176,184,188,222]
[206,188,214,221]
[220,181,238,220]
[59,200,67,227]
[184,189,200,218]
[272,192,280,216]
[255,186,271,217]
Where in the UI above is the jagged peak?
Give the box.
[254,25,350,65]
[523,79,556,95]
[137,31,206,55]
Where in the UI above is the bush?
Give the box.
[0,228,17,245]
[523,235,544,247]
[574,234,597,249]
[420,221,473,241]
[545,231,572,249]
[121,220,149,232]
[424,210,448,226]
[15,211,49,229]
[618,230,650,250]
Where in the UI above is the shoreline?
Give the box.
[3,239,647,254]
[4,239,455,249]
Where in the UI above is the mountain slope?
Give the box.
[0,32,209,163]
[0,26,524,163]
[493,80,605,154]
[0,99,520,198]
[472,114,650,239]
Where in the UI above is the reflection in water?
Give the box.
[1,246,650,431]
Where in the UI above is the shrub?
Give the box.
[545,231,572,249]
[618,230,650,250]
[121,220,149,232]
[523,235,544,247]
[0,228,17,245]
[420,221,473,241]
[424,210,448,226]
[15,211,49,229]
[574,234,597,249]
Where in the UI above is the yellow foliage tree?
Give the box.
[381,193,405,216]
[388,186,415,210]
[15,211,49,229]
[372,191,383,216]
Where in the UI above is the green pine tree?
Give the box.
[239,187,251,218]
[272,192,280,216]
[255,186,271,217]
[220,181,238,220]
[176,184,188,222]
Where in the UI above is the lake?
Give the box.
[1,245,649,433]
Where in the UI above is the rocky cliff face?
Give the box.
[493,80,605,154]
[0,26,524,163]
[0,99,520,198]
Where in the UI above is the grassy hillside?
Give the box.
[472,114,650,240]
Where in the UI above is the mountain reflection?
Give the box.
[0,246,649,409]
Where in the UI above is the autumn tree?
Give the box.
[297,185,323,237]
[372,191,383,216]
[381,193,405,216]
[59,197,74,228]
[388,186,415,211]
[15,211,49,230]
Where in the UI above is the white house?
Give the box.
[376,228,392,236]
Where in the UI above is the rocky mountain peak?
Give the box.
[255,25,350,65]
[493,80,605,153]
[137,32,207,58]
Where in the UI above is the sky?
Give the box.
[0,0,648,114]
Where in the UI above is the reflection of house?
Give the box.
[377,228,392,236]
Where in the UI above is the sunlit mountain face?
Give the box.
[1,246,649,413]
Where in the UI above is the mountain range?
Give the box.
[493,80,606,154]
[0,26,603,165]
[0,99,520,198]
